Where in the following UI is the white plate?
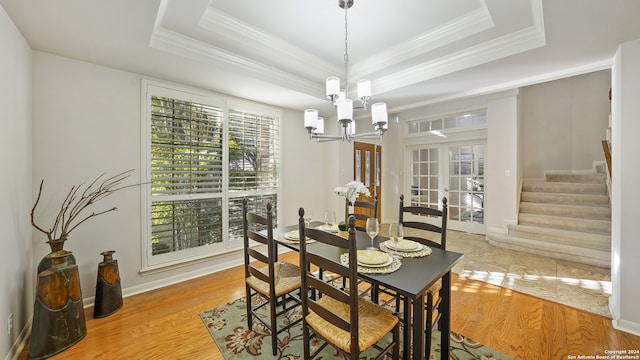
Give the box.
[384,239,423,252]
[358,256,393,268]
[316,224,339,233]
[284,230,300,240]
[356,250,389,265]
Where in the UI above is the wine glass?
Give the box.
[305,208,313,228]
[324,211,336,230]
[365,217,379,250]
[394,223,404,259]
[388,223,401,259]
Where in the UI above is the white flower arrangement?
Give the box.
[334,181,371,229]
[334,180,371,205]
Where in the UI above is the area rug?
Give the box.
[200,297,512,360]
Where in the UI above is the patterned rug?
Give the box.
[199,297,512,360]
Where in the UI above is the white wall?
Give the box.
[281,107,328,225]
[521,71,611,178]
[610,39,640,335]
[32,51,326,307]
[486,92,521,235]
[0,4,33,359]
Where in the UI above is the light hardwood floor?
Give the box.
[19,251,640,360]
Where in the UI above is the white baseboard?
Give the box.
[609,297,640,336]
[124,254,246,299]
[612,318,640,337]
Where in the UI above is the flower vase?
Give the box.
[37,239,76,275]
[338,198,349,232]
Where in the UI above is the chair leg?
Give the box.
[393,322,400,360]
[270,296,278,355]
[425,291,434,359]
[245,284,253,331]
[302,322,311,360]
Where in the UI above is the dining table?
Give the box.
[273,221,463,360]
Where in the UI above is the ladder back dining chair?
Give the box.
[298,210,400,360]
[242,200,302,355]
[349,194,378,231]
[378,194,448,359]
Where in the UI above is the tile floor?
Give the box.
[445,230,612,318]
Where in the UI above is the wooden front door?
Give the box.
[353,142,381,224]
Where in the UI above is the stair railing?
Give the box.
[601,140,612,177]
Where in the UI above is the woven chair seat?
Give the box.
[306,295,399,353]
[246,262,301,297]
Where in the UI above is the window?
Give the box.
[142,82,281,269]
[408,110,487,135]
[227,108,280,245]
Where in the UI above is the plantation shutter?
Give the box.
[227,109,279,191]
[149,96,224,255]
[150,97,224,195]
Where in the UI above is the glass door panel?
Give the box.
[447,143,484,232]
[408,141,485,234]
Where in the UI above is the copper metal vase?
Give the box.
[28,250,86,359]
[37,239,75,275]
[93,250,123,318]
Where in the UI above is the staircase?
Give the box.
[488,172,611,268]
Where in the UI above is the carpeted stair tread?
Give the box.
[519,202,610,220]
[520,192,609,207]
[487,233,610,268]
[518,213,610,235]
[545,173,606,184]
[508,224,610,251]
[522,181,607,195]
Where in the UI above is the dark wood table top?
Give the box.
[274,221,463,300]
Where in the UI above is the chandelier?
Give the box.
[303,0,389,143]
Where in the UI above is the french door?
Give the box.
[407,141,485,234]
[353,142,381,224]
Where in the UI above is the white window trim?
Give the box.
[140,79,282,272]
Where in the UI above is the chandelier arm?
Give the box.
[350,131,384,139]
[311,134,345,141]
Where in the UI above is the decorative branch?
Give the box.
[30,169,136,243]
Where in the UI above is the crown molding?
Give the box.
[374,17,546,94]
[350,1,495,80]
[199,6,340,77]
[389,59,612,113]
[149,26,325,99]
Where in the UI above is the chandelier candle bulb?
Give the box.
[372,102,388,126]
[326,76,340,98]
[304,109,318,129]
[315,117,324,134]
[357,79,371,102]
[337,98,353,122]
